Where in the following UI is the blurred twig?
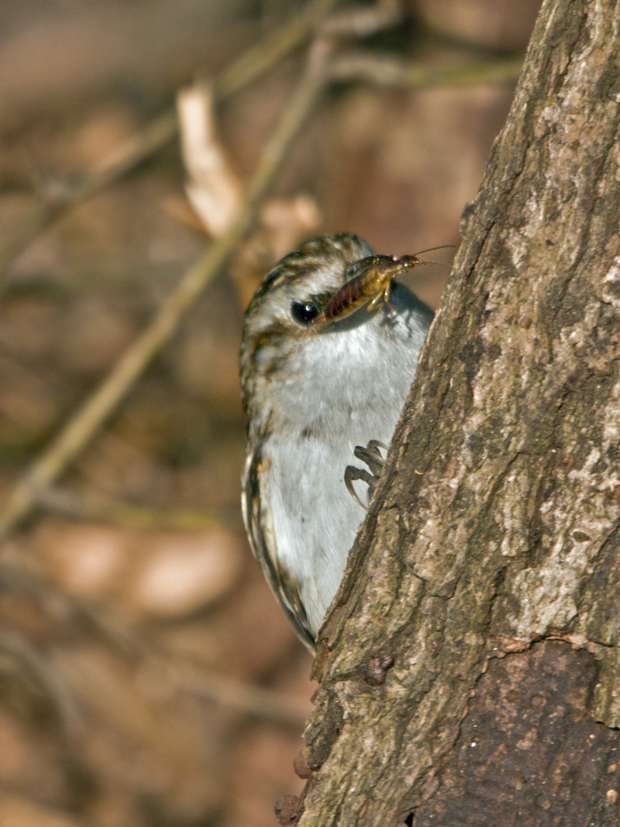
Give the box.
[323,0,401,37]
[0,0,339,283]
[0,630,82,733]
[0,561,140,655]
[0,112,178,285]
[0,22,522,288]
[37,486,241,531]
[328,51,524,87]
[175,664,309,728]
[0,47,331,543]
[0,562,308,728]
[0,0,524,291]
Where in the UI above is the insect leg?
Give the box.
[382,279,395,318]
[366,290,384,312]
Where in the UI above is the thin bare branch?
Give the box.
[177,664,309,728]
[323,0,401,38]
[328,51,524,88]
[0,630,82,733]
[0,19,522,288]
[0,52,329,543]
[0,0,339,283]
[37,486,241,531]
[0,561,308,728]
[0,561,143,655]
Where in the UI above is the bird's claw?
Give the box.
[344,440,387,510]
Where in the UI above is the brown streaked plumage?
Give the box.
[243,445,315,647]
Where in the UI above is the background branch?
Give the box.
[0,0,339,283]
[0,45,521,288]
[35,486,240,531]
[0,49,329,543]
[328,52,523,88]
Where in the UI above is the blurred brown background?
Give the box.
[0,1,540,825]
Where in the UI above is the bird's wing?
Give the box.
[241,445,316,651]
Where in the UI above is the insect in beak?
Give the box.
[311,245,453,327]
[310,253,422,326]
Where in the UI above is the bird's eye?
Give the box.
[291,301,320,325]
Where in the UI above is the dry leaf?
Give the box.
[177,82,242,236]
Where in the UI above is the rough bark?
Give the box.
[294,0,620,824]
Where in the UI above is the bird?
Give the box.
[240,233,433,650]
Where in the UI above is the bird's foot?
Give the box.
[344,440,388,510]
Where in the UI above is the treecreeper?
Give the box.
[240,233,433,650]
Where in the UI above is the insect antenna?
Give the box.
[401,245,455,268]
[413,244,456,256]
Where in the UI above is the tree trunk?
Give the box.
[294,0,620,824]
